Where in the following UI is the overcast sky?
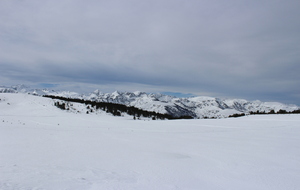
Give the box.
[1,0,300,104]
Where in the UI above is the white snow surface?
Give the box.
[1,94,300,190]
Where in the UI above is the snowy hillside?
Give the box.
[1,93,300,190]
[1,85,299,118]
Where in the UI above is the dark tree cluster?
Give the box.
[291,109,300,114]
[229,109,300,118]
[44,95,192,120]
[54,101,67,110]
[228,113,246,118]
[249,109,300,115]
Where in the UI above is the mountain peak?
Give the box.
[111,91,121,97]
[93,89,102,95]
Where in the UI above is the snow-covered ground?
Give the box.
[1,94,300,190]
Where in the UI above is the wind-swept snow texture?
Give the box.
[1,94,300,190]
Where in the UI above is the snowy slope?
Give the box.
[1,85,299,118]
[1,93,300,190]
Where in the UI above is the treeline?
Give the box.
[229,109,300,118]
[249,109,300,115]
[44,95,193,120]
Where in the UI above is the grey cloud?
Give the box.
[1,0,300,104]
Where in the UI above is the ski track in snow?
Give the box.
[0,94,300,190]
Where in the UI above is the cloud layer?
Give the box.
[1,0,300,104]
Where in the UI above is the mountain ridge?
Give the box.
[1,84,299,118]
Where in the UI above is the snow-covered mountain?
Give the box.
[83,91,299,118]
[1,85,299,118]
[0,84,80,97]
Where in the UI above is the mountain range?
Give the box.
[1,84,299,118]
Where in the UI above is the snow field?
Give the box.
[0,94,300,190]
